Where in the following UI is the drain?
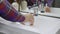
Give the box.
[0,32,6,34]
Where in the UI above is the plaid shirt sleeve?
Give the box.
[0,0,25,22]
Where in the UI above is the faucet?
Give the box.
[40,0,45,13]
[33,0,45,16]
[33,0,39,16]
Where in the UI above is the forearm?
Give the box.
[0,0,25,22]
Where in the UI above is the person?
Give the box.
[0,0,34,25]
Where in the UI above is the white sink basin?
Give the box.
[0,15,60,34]
[0,23,23,34]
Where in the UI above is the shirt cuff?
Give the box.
[17,15,25,22]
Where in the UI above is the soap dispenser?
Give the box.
[12,0,19,11]
[21,0,27,10]
[44,3,51,13]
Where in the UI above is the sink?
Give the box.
[0,17,40,34]
[0,23,23,34]
[0,23,11,34]
[0,15,60,34]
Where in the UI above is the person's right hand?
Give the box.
[45,6,51,13]
[21,13,34,26]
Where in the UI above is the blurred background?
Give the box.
[7,0,60,8]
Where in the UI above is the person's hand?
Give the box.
[45,6,51,13]
[21,13,34,26]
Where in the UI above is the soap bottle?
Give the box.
[21,0,27,10]
[44,3,51,13]
[12,0,19,11]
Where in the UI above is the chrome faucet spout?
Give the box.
[41,0,45,13]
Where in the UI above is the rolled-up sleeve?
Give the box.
[0,0,25,22]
